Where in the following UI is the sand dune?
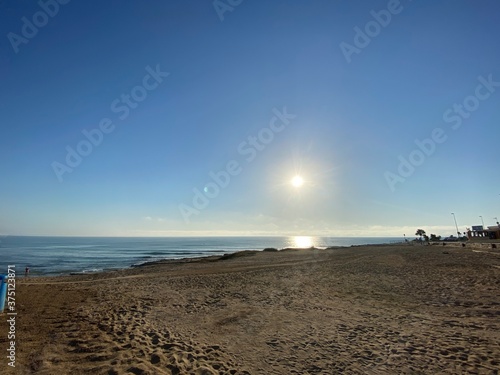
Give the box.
[2,245,499,374]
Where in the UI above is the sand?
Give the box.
[1,244,499,374]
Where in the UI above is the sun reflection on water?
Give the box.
[292,236,314,248]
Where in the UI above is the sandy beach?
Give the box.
[2,244,499,374]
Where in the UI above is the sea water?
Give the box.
[0,236,403,276]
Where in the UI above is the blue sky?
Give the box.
[0,0,499,237]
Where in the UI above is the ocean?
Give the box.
[0,236,404,276]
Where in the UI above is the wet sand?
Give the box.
[1,244,499,374]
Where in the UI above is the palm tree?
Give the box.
[415,229,426,241]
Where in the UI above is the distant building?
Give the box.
[467,224,500,241]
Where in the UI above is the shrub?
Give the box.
[263,247,278,252]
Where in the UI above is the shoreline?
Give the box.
[25,241,410,278]
[59,239,500,277]
[0,236,407,277]
[9,238,497,282]
[16,239,499,280]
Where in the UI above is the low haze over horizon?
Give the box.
[1,1,499,237]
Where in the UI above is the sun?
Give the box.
[291,175,304,188]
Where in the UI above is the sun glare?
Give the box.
[293,236,314,248]
[291,175,304,188]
